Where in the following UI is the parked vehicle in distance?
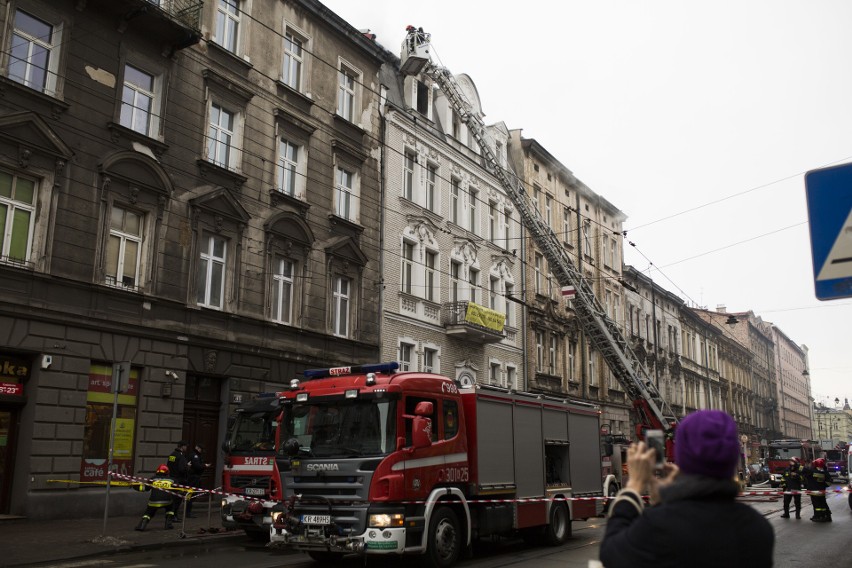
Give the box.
[747,463,770,485]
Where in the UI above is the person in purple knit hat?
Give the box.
[599,410,774,568]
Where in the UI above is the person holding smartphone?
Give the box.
[598,410,774,568]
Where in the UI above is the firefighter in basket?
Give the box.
[134,464,179,531]
[780,457,803,519]
[804,457,833,522]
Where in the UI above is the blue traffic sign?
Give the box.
[805,162,852,300]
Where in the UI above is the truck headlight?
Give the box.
[368,513,404,528]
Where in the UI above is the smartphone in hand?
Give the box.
[646,429,666,469]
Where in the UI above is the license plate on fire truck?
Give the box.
[301,514,331,525]
[244,487,265,496]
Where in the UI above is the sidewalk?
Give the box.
[1,506,244,568]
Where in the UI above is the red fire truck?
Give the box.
[269,362,605,565]
[220,392,288,540]
[766,439,818,487]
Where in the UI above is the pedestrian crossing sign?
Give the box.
[805,162,852,300]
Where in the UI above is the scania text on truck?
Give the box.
[220,393,288,540]
[268,362,605,566]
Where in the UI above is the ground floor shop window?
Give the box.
[80,363,139,482]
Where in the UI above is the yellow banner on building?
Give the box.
[464,302,506,333]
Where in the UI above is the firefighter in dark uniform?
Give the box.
[805,457,833,522]
[185,443,209,518]
[134,464,178,530]
[780,457,804,518]
[167,440,190,518]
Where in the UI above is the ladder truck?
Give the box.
[400,26,679,452]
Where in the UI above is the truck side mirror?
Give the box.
[414,401,434,416]
[412,416,433,448]
[603,442,614,457]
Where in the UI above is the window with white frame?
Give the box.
[425,250,437,302]
[277,137,302,196]
[425,164,437,212]
[534,253,543,294]
[489,275,499,310]
[506,365,516,389]
[105,205,143,289]
[504,282,514,327]
[423,347,437,373]
[9,9,61,96]
[535,330,545,372]
[282,28,305,91]
[468,187,477,233]
[401,240,414,294]
[120,64,159,137]
[450,260,461,303]
[549,334,557,374]
[403,151,415,200]
[399,341,415,371]
[583,220,593,258]
[503,209,511,249]
[532,185,540,213]
[334,165,358,222]
[468,267,479,304]
[562,207,572,243]
[611,237,618,269]
[488,202,497,243]
[603,234,613,267]
[450,179,460,224]
[490,362,500,385]
[197,234,227,309]
[271,256,294,324]
[545,194,552,226]
[207,101,238,170]
[567,340,576,382]
[0,169,36,264]
[337,63,358,122]
[215,0,241,54]
[332,275,350,337]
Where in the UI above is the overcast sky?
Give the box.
[322,0,852,409]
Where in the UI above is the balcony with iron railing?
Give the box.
[442,301,506,344]
[86,0,202,54]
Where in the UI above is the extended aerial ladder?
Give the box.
[400,27,678,440]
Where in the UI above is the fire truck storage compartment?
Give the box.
[568,411,603,494]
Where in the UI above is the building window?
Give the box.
[282,29,304,90]
[9,9,60,96]
[468,267,479,304]
[197,234,226,309]
[271,257,294,324]
[468,188,478,233]
[277,138,301,196]
[105,205,143,289]
[399,341,415,371]
[489,202,497,243]
[207,102,236,169]
[423,347,437,373]
[503,209,511,249]
[563,207,572,243]
[80,363,139,483]
[403,152,415,200]
[0,170,36,264]
[506,365,516,389]
[504,282,514,327]
[401,241,414,294]
[337,64,357,121]
[536,331,545,372]
[583,220,593,258]
[450,179,460,224]
[534,253,544,294]
[334,166,358,222]
[215,0,241,54]
[120,64,158,137]
[333,276,351,337]
[549,334,557,375]
[489,276,499,310]
[450,260,461,303]
[545,194,553,226]
[532,185,541,213]
[568,341,576,382]
[425,250,437,302]
[425,164,437,212]
[490,362,500,385]
[611,238,618,270]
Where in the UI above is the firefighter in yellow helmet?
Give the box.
[134,464,178,531]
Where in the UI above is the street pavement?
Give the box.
[0,487,791,567]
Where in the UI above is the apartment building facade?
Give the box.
[771,324,811,439]
[0,0,387,519]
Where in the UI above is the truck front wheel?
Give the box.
[422,506,461,568]
[543,501,571,545]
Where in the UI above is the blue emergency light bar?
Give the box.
[302,362,400,380]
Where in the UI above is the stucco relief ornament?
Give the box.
[19,148,31,168]
[205,350,218,373]
[214,215,224,233]
[129,186,139,205]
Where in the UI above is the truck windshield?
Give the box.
[282,397,397,458]
[824,450,842,460]
[768,447,804,460]
[227,408,278,452]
